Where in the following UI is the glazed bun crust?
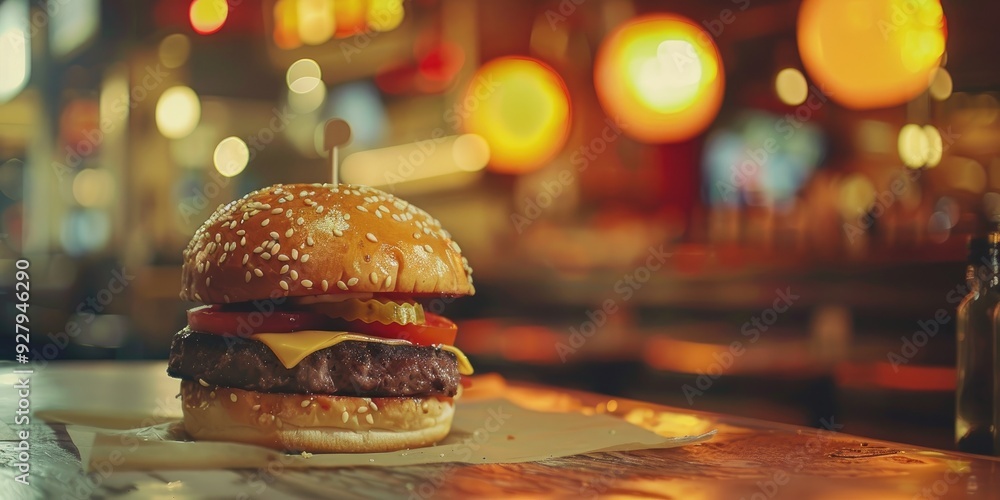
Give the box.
[180,381,455,453]
[181,183,474,304]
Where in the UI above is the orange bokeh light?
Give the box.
[189,0,228,35]
[463,57,571,174]
[594,14,725,143]
[797,0,946,109]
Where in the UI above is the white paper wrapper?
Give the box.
[40,393,714,471]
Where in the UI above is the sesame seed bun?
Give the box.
[180,183,475,304]
[180,381,455,453]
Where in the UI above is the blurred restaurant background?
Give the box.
[1,0,997,451]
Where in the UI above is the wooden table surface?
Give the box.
[2,361,999,499]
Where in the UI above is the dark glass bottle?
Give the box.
[957,231,999,454]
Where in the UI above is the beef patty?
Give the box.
[167,328,460,397]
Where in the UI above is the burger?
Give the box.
[167,183,475,453]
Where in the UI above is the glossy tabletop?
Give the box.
[2,361,999,499]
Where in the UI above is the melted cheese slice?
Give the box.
[251,330,474,375]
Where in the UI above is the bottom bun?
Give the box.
[180,380,455,453]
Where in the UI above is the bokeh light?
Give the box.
[928,67,953,101]
[838,173,876,220]
[158,34,191,69]
[297,0,335,46]
[286,58,322,93]
[368,0,404,32]
[775,68,808,106]
[189,0,229,35]
[213,136,250,177]
[923,125,943,167]
[155,86,201,139]
[898,124,929,169]
[798,0,946,109]
[463,56,571,174]
[72,169,115,207]
[0,0,30,103]
[594,14,724,143]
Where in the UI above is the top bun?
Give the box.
[180,183,474,304]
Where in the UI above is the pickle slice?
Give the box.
[308,298,426,325]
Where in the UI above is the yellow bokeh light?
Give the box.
[838,173,876,219]
[898,123,936,168]
[155,86,201,139]
[286,58,322,93]
[928,67,952,100]
[368,0,404,32]
[297,0,334,46]
[923,125,942,167]
[798,0,946,109]
[158,34,191,69]
[775,68,808,106]
[72,169,114,207]
[594,14,724,143]
[189,0,228,35]
[463,57,570,174]
[213,136,250,177]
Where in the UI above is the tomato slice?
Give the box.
[328,313,458,346]
[186,305,457,346]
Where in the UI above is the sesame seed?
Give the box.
[254,268,264,277]
[280,264,289,274]
[366,233,378,243]
[210,391,216,398]
[240,236,247,246]
[379,205,389,213]
[276,419,283,429]
[306,236,314,246]
[242,254,249,265]
[356,205,368,212]
[333,229,344,237]
[366,414,374,425]
[270,231,279,240]
[253,247,264,254]
[337,280,348,290]
[370,272,378,283]
[385,275,392,287]
[279,281,289,291]
[291,249,299,260]
[344,213,351,220]
[285,209,292,218]
[297,217,304,225]
[285,228,294,238]
[261,219,270,227]
[245,271,252,282]
[358,406,368,413]
[271,208,283,214]
[199,378,209,387]
[261,252,271,260]
[348,277,359,286]
[278,254,290,262]
[302,279,313,288]
[194,292,203,301]
[215,234,221,242]
[316,206,324,213]
[236,229,245,236]
[413,232,420,239]
[424,244,433,253]
[230,393,238,403]
[301,399,311,408]
[301,254,310,262]
[272,243,280,253]
[370,401,378,411]
[290,270,299,280]
[375,211,383,218]
[342,411,349,423]
[206,277,211,286]
[252,404,261,411]
[321,280,329,291]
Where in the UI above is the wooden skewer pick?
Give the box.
[323,118,352,185]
